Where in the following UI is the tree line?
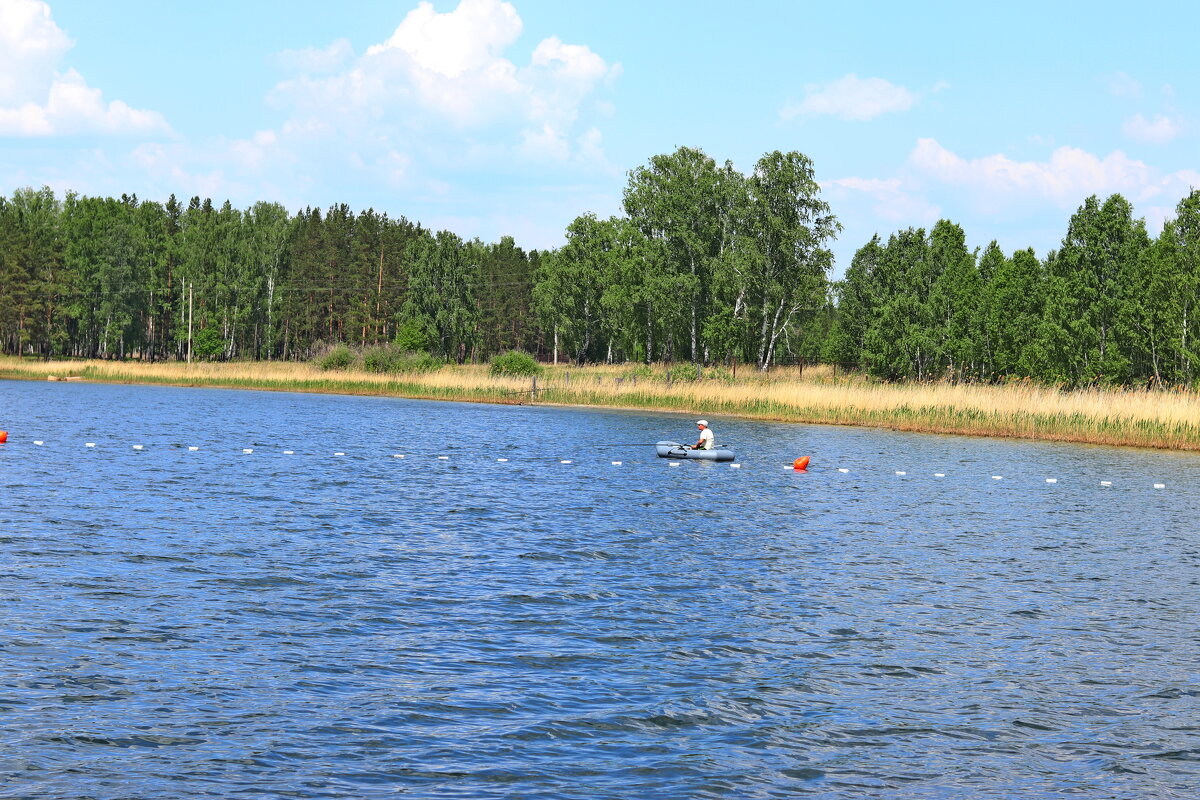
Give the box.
[0,191,541,362]
[826,191,1200,386]
[2,145,1198,385]
[0,147,837,370]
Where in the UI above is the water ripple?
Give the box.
[2,381,1200,798]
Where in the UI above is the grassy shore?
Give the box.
[3,356,1200,451]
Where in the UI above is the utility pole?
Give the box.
[187,282,194,364]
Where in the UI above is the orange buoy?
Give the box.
[793,456,810,471]
[0,430,7,443]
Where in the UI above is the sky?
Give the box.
[2,0,1198,274]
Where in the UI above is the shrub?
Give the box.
[362,345,399,373]
[707,367,734,382]
[625,364,654,379]
[396,351,444,373]
[318,344,355,370]
[490,350,542,377]
[668,363,700,382]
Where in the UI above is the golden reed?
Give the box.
[3,356,1199,450]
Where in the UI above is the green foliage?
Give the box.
[5,176,1200,389]
[318,344,355,370]
[490,350,542,376]
[400,231,479,362]
[361,345,399,373]
[616,146,839,370]
[668,363,700,381]
[363,344,444,373]
[192,327,224,360]
[392,319,429,353]
[625,364,654,379]
[396,351,443,373]
[706,367,734,382]
[825,189,1200,388]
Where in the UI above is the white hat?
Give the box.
[697,420,708,427]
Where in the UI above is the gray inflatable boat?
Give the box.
[656,441,735,462]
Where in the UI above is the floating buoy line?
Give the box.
[0,435,1178,491]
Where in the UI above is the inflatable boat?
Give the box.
[655,441,735,462]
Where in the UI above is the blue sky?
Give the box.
[2,0,1197,273]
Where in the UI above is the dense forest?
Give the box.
[828,191,1200,386]
[2,145,1199,385]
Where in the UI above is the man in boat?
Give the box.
[692,420,714,451]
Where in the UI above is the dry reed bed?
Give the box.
[3,357,1199,450]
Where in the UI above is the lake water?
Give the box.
[2,380,1199,799]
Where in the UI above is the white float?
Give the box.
[85,443,96,448]
[1046,478,1057,483]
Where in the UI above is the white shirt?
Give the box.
[698,428,714,450]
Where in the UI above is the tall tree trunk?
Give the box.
[689,254,698,363]
[266,275,274,360]
[757,290,771,370]
[764,299,787,369]
[376,245,384,342]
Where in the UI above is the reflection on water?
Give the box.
[2,381,1199,799]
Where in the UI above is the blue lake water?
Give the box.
[2,380,1199,799]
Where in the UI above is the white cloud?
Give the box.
[0,0,169,136]
[824,176,941,224]
[577,127,607,167]
[781,74,917,121]
[523,36,612,130]
[227,130,282,170]
[908,138,1200,209]
[1122,112,1181,144]
[95,0,615,213]
[520,124,570,162]
[274,38,355,75]
[131,141,239,199]
[266,0,618,173]
[370,0,522,77]
[0,0,71,104]
[1107,71,1143,99]
[0,68,170,136]
[2,0,616,252]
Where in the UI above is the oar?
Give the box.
[590,443,663,447]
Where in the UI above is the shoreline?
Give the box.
[3,357,1200,452]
